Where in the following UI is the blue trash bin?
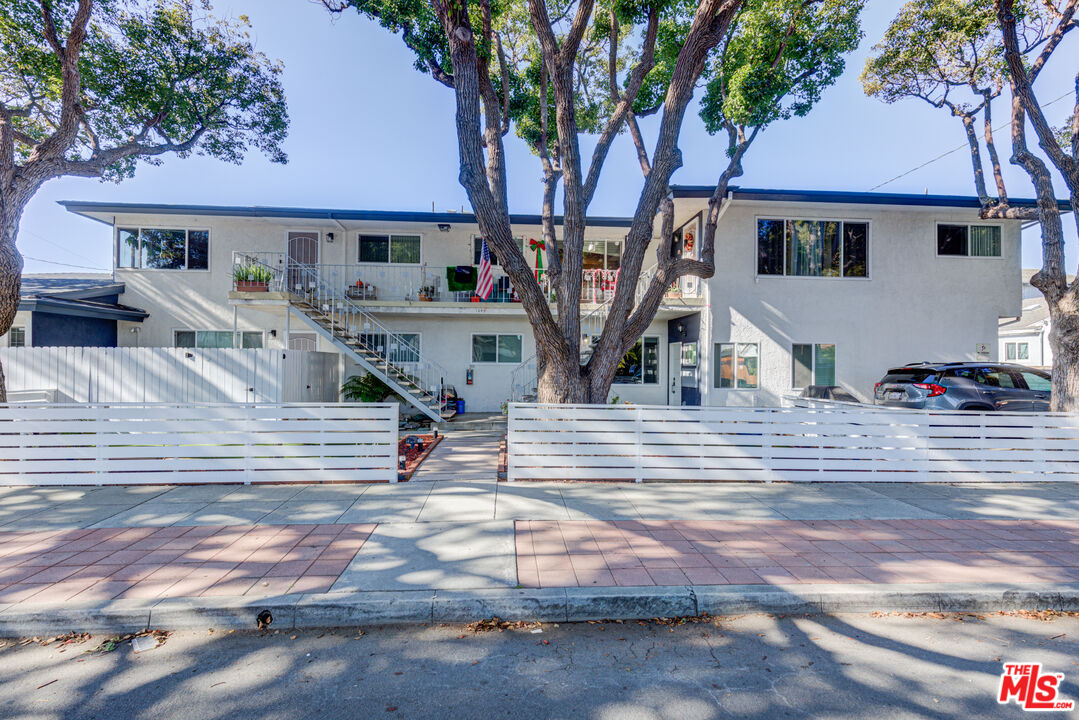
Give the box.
[456,399,465,414]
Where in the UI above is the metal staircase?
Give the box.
[239,256,449,423]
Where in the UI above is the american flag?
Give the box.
[476,237,494,300]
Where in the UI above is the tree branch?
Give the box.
[581,6,659,207]
[981,88,1009,202]
[24,0,94,180]
[496,32,510,135]
[587,0,742,391]
[433,0,563,353]
[998,0,1078,206]
[625,111,651,177]
[477,0,509,213]
[561,0,596,64]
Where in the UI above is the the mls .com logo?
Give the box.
[998,663,1075,711]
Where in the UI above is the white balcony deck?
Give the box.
[228,253,704,315]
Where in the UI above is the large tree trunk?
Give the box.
[536,347,592,404]
[0,219,24,404]
[1047,295,1079,412]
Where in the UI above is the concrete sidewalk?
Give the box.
[1,481,1078,635]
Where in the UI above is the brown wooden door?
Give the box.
[287,232,319,291]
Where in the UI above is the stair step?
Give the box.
[292,299,444,424]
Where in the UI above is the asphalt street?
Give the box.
[2,612,1077,719]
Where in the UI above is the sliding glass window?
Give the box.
[757,219,868,278]
[792,343,836,388]
[938,224,1001,257]
[116,227,210,270]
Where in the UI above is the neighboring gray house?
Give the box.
[998,269,1075,369]
[0,273,147,348]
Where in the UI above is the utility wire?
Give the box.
[21,255,110,271]
[869,90,1074,191]
[18,227,104,267]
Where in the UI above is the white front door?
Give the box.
[668,342,681,406]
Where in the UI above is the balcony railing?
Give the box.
[231,252,700,306]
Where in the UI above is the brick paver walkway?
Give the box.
[0,524,375,605]
[514,519,1079,588]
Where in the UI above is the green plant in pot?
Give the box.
[233,264,273,292]
[342,373,407,404]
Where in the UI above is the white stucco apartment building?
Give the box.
[59,186,1028,415]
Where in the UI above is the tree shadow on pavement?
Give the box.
[1,612,1077,719]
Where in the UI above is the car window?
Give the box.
[1018,370,1051,392]
[881,370,937,383]
[980,369,1016,388]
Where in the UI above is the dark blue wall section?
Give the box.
[31,312,117,347]
[668,312,701,406]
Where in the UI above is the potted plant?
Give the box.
[418,284,437,302]
[346,279,376,299]
[234,263,273,292]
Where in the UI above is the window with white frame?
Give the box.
[473,236,525,265]
[937,223,1001,257]
[757,219,868,277]
[117,227,209,270]
[792,343,836,387]
[174,330,263,349]
[7,326,25,347]
[359,234,421,264]
[715,343,759,389]
[613,336,659,385]
[472,334,522,363]
[1005,342,1030,361]
[583,239,622,271]
[358,332,420,364]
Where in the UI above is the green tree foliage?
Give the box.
[0,0,289,180]
[341,373,395,403]
[321,0,863,404]
[859,0,1035,212]
[700,0,863,138]
[0,1,289,400]
[861,0,1003,108]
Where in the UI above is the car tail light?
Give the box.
[874,382,883,392]
[913,382,946,397]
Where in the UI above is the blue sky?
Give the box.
[17,0,1079,274]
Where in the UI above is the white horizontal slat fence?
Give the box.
[0,403,398,485]
[507,403,1079,483]
[0,347,340,403]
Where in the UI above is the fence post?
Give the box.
[1033,413,1049,482]
[94,405,106,485]
[762,408,773,484]
[917,412,931,483]
[635,405,643,483]
[243,406,253,485]
[506,403,515,482]
[388,404,398,483]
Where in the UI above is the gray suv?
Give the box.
[873,363,1052,411]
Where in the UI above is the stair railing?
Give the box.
[286,261,453,410]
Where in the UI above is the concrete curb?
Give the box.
[2,583,1078,636]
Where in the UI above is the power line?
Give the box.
[21,255,110,271]
[869,91,1074,192]
[18,227,104,267]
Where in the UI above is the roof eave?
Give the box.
[669,185,1072,212]
[58,200,636,228]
